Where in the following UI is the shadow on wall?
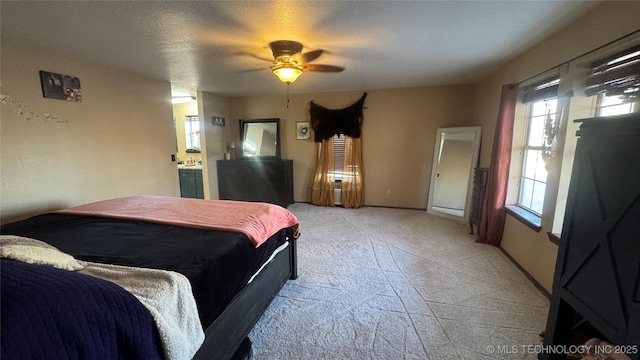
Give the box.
[1,203,68,225]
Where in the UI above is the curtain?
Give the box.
[310,93,367,141]
[341,135,365,208]
[310,93,367,208]
[311,137,335,206]
[477,84,518,246]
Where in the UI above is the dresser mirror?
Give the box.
[239,118,281,158]
[426,126,482,222]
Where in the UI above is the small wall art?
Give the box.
[39,71,82,102]
[212,116,225,126]
[296,121,311,140]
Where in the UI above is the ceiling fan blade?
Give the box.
[233,50,273,63]
[235,67,268,74]
[300,49,324,64]
[304,64,345,73]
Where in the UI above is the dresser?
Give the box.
[469,167,489,234]
[541,114,640,359]
[217,159,294,207]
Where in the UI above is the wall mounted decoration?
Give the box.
[212,116,225,126]
[0,92,66,123]
[39,71,82,102]
[297,122,310,140]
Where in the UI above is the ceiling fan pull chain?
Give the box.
[287,83,290,109]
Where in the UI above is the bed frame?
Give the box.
[194,236,298,360]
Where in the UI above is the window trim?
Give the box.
[506,205,542,232]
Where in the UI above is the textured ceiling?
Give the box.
[1,1,600,97]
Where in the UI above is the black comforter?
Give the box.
[1,213,294,328]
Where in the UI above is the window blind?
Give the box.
[522,77,560,103]
[333,134,345,181]
[585,45,640,97]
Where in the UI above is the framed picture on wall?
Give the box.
[39,70,82,102]
[297,121,310,140]
[212,116,225,126]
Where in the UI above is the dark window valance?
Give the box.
[310,93,367,142]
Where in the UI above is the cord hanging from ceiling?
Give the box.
[286,83,290,109]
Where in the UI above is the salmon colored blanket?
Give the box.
[58,196,299,248]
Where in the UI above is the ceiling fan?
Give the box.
[238,40,345,84]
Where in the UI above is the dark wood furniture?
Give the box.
[195,236,297,360]
[217,159,294,207]
[541,114,640,360]
[469,167,489,234]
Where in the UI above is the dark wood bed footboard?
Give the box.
[289,235,298,280]
[194,238,297,360]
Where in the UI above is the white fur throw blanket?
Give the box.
[80,262,205,360]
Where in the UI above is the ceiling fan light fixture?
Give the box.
[272,63,303,83]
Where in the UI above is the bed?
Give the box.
[0,195,300,360]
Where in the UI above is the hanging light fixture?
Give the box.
[272,63,303,83]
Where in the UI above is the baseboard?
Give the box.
[498,246,551,299]
[362,204,426,211]
[293,201,425,211]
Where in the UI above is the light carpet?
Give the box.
[249,203,549,359]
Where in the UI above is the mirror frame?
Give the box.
[238,118,281,159]
[426,126,482,223]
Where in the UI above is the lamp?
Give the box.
[272,63,303,84]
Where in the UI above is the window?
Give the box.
[597,92,638,116]
[185,116,200,152]
[550,46,640,234]
[508,39,640,235]
[333,134,345,181]
[588,46,640,116]
[518,98,557,215]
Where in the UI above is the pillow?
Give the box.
[0,235,85,271]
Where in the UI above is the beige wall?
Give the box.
[0,41,476,218]
[229,85,476,209]
[1,40,179,224]
[473,1,640,292]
